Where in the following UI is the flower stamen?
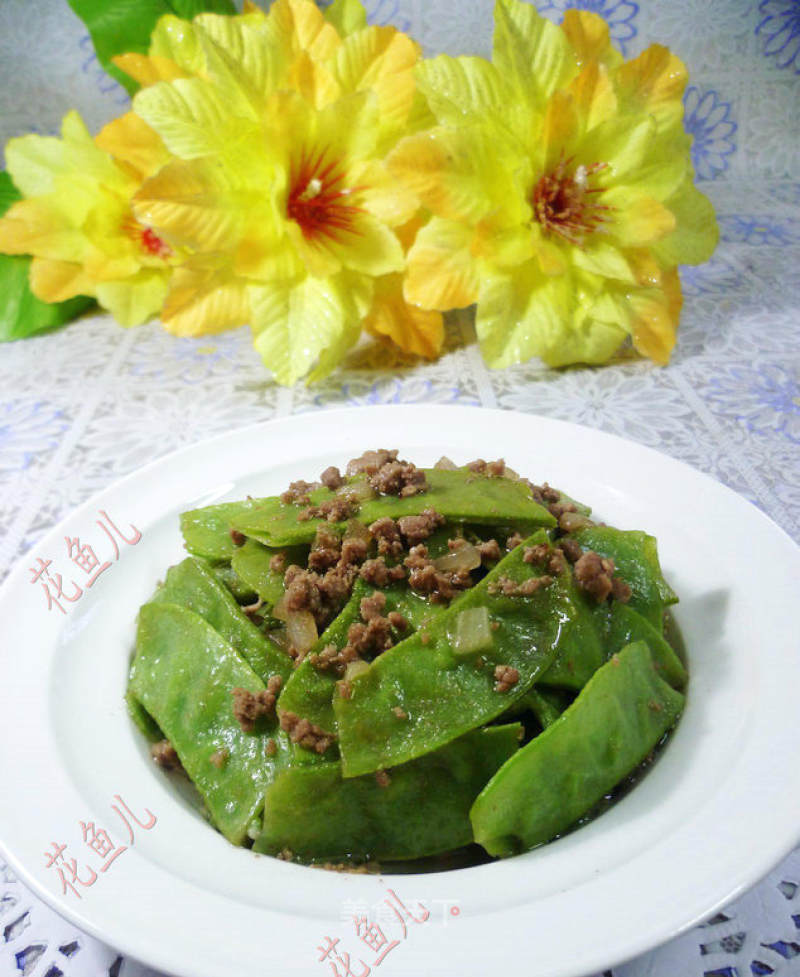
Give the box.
[287,150,365,242]
[532,156,613,247]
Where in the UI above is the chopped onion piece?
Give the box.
[340,479,374,502]
[286,610,317,656]
[434,456,458,470]
[272,595,289,621]
[503,466,520,481]
[344,659,370,682]
[452,606,493,656]
[434,542,481,573]
[559,511,593,532]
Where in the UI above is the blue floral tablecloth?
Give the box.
[0,1,798,975]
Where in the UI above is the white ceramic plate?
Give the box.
[1,405,799,977]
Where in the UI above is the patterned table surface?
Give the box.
[0,1,798,975]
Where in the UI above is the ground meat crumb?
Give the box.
[375,770,391,788]
[229,528,246,547]
[486,459,506,477]
[231,676,282,733]
[573,550,630,603]
[280,711,336,754]
[360,591,387,621]
[265,738,278,757]
[370,460,428,498]
[150,739,181,770]
[548,500,577,520]
[281,479,316,506]
[506,531,525,550]
[528,482,562,505]
[488,574,554,597]
[284,563,356,630]
[523,543,550,566]
[494,665,520,693]
[338,680,352,700]
[387,611,408,632]
[404,543,472,603]
[320,466,344,490]
[369,517,405,558]
[359,557,405,587]
[547,548,568,576]
[347,618,394,657]
[397,508,445,545]
[392,706,408,719]
[478,538,502,563]
[340,537,368,566]
[611,576,632,602]
[209,748,229,769]
[560,537,583,563]
[307,642,359,675]
[314,861,379,875]
[269,552,287,573]
[298,493,360,525]
[308,525,341,572]
[346,449,399,477]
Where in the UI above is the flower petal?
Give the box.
[267,0,341,63]
[95,113,172,182]
[493,0,577,106]
[403,217,480,310]
[614,44,688,134]
[363,272,444,358]
[249,274,363,385]
[570,238,635,283]
[149,14,207,76]
[603,187,676,247]
[388,125,518,223]
[95,268,169,327]
[568,62,617,133]
[161,257,250,336]
[29,258,95,303]
[627,276,681,365]
[650,180,719,266]
[0,199,89,260]
[112,53,190,88]
[560,10,622,70]
[133,77,261,161]
[323,0,367,37]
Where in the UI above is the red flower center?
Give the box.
[140,226,171,258]
[287,151,363,242]
[532,155,611,247]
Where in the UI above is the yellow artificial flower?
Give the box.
[0,111,176,327]
[388,0,718,368]
[113,0,441,375]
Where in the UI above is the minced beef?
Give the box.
[477,538,502,563]
[506,531,525,550]
[299,493,360,524]
[560,537,583,563]
[340,537,368,565]
[573,551,631,603]
[487,575,554,597]
[360,591,387,621]
[269,552,287,573]
[281,479,316,506]
[522,544,550,566]
[370,460,428,498]
[209,748,229,769]
[397,508,445,545]
[369,517,405,558]
[360,557,406,587]
[466,458,505,475]
[387,611,408,632]
[548,500,577,520]
[150,739,181,770]
[494,665,520,692]
[404,544,472,603]
[265,738,278,757]
[528,482,562,505]
[347,618,394,657]
[280,711,336,754]
[231,676,283,732]
[283,563,358,630]
[307,642,359,674]
[320,466,344,490]
[347,449,399,477]
[229,529,246,547]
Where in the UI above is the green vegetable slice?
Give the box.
[335,532,589,777]
[151,556,293,684]
[278,579,446,763]
[601,602,687,690]
[523,687,572,729]
[573,526,676,628]
[129,603,290,844]
[211,562,257,603]
[256,725,521,861]
[179,469,555,557]
[230,539,306,607]
[470,640,685,857]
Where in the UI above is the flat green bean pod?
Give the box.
[256,725,521,861]
[130,603,290,844]
[470,640,685,857]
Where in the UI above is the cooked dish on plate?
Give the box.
[127,449,686,868]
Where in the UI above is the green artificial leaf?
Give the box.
[0,172,94,343]
[66,0,237,95]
